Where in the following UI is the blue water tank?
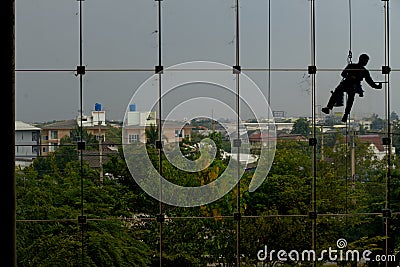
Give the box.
[129,103,136,112]
[95,103,102,111]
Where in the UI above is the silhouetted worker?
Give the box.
[321,53,382,122]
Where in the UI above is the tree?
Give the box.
[370,113,385,131]
[16,163,152,266]
[291,117,311,137]
[145,123,158,145]
[209,131,224,160]
[390,111,399,122]
[392,120,400,156]
[324,114,342,126]
[105,124,122,145]
[70,126,99,150]
[17,125,400,266]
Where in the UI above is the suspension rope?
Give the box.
[345,118,349,223]
[347,0,353,63]
[344,0,353,223]
[382,1,391,266]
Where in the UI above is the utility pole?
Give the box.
[351,130,355,182]
[320,125,324,161]
[98,112,103,184]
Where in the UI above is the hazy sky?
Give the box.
[15,0,400,123]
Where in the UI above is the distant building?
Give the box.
[358,119,372,131]
[41,119,78,155]
[358,135,395,160]
[277,133,308,142]
[123,119,193,144]
[244,121,293,134]
[40,103,109,155]
[40,119,109,156]
[123,107,157,143]
[15,121,41,168]
[122,103,193,144]
[272,110,286,122]
[81,140,119,169]
[249,132,276,147]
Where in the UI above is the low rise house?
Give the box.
[40,118,108,156]
[15,121,41,168]
[40,104,109,155]
[123,119,193,145]
[358,134,395,161]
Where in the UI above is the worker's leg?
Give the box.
[344,92,355,115]
[342,92,355,122]
[327,90,342,109]
[322,83,345,114]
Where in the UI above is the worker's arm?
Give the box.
[364,72,382,89]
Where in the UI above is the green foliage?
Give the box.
[16,128,400,266]
[70,126,99,150]
[393,120,400,156]
[390,111,399,121]
[209,131,224,159]
[16,161,152,266]
[324,114,343,126]
[105,125,122,145]
[291,117,311,137]
[370,113,386,131]
[145,123,158,145]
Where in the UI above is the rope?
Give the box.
[345,115,349,226]
[347,0,352,63]
[383,2,391,266]
[344,0,353,224]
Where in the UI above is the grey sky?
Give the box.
[15,0,400,123]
